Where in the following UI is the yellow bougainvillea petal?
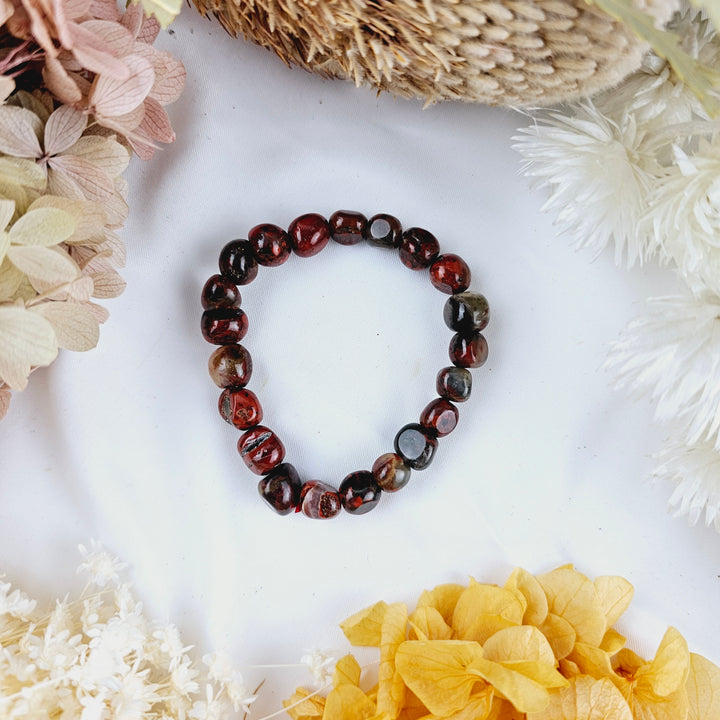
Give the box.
[568,643,616,686]
[284,688,326,720]
[593,576,634,629]
[483,626,556,665]
[537,613,577,660]
[625,687,689,720]
[432,688,494,720]
[416,584,466,625]
[636,627,690,697]
[505,568,548,627]
[341,602,390,647]
[499,661,568,689]
[323,684,376,720]
[397,689,429,720]
[528,675,632,720]
[599,628,626,655]
[395,640,485,716]
[377,602,408,720]
[451,581,524,644]
[334,655,363,687]
[537,567,606,647]
[687,652,720,720]
[408,606,453,641]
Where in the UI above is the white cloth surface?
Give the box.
[2,9,720,712]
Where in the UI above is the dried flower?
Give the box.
[300,649,336,688]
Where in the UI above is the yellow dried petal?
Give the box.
[599,628,626,655]
[323,684,376,720]
[408,607,453,641]
[568,643,615,683]
[687,652,720,720]
[377,602,408,719]
[483,626,556,666]
[451,581,524,644]
[416,584,465,625]
[537,613,576,660]
[527,675,633,720]
[283,688,326,720]
[341,602,389,647]
[432,688,493,720]
[636,627,690,697]
[593,576,633,629]
[395,640,485,717]
[334,655,362,687]
[504,568,548,626]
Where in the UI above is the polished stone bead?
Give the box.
[299,481,342,519]
[367,214,403,248]
[420,398,459,436]
[339,471,382,514]
[449,331,488,368]
[394,423,438,470]
[371,453,411,492]
[237,425,285,474]
[208,344,252,388]
[289,213,331,258]
[399,227,440,270]
[444,292,490,333]
[248,223,292,266]
[219,239,258,285]
[329,210,368,245]
[430,254,471,294]
[201,274,241,310]
[258,463,301,515]
[218,388,262,429]
[436,366,472,402]
[201,307,248,344]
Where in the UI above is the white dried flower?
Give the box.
[300,648,336,688]
[0,580,36,619]
[203,651,257,714]
[78,541,128,588]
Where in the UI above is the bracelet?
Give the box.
[201,211,489,519]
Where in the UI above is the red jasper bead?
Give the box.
[299,481,342,519]
[420,398,459,436]
[368,214,403,248]
[258,463,302,515]
[219,240,258,285]
[201,274,241,310]
[238,426,285,474]
[289,213,331,258]
[329,210,368,245]
[201,307,248,344]
[430,254,471,294]
[394,423,438,470]
[449,331,488,368]
[208,344,252,388]
[399,227,440,270]
[436,366,472,402]
[372,453,411,492]
[218,388,262,429]
[339,471,382,514]
[248,223,292,266]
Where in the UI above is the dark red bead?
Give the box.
[329,210,368,245]
[372,453,411,492]
[258,463,301,515]
[394,423,438,470]
[436,366,472,402]
[339,471,382,514]
[299,481,342,519]
[208,344,252,388]
[367,214,403,248]
[218,388,263,429]
[449,331,488,368]
[201,307,248,344]
[444,292,490,333]
[248,223,292,266]
[201,274,241,310]
[219,240,258,285]
[237,426,285,474]
[430,254,471,294]
[420,398,458,436]
[289,213,331,258]
[399,228,440,270]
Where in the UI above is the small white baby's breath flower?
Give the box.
[78,541,127,588]
[300,648,336,688]
[153,624,191,661]
[0,581,37,619]
[79,691,110,720]
[203,652,256,715]
[170,654,200,697]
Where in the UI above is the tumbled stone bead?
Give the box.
[201,307,248,344]
[372,453,411,492]
[289,213,331,258]
[201,274,241,310]
[329,210,368,245]
[248,223,292,266]
[237,425,285,474]
[399,228,440,270]
[299,481,342,519]
[449,331,488,368]
[394,423,438,470]
[444,292,490,333]
[208,344,252,388]
[420,398,459,436]
[258,463,301,515]
[219,239,258,285]
[339,471,382,514]
[430,254,471,294]
[367,214,403,248]
[436,366,472,402]
[218,388,262,429]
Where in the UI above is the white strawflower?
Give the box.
[605,293,720,448]
[654,439,720,532]
[78,541,128,588]
[300,648,336,688]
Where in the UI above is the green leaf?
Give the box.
[133,0,182,29]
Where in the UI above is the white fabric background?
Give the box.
[2,9,720,713]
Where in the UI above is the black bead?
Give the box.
[443,292,490,333]
[219,240,259,285]
[258,463,301,515]
[394,423,438,470]
[339,471,382,514]
[436,366,472,402]
[367,214,403,248]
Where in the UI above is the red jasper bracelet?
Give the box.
[201,210,489,519]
